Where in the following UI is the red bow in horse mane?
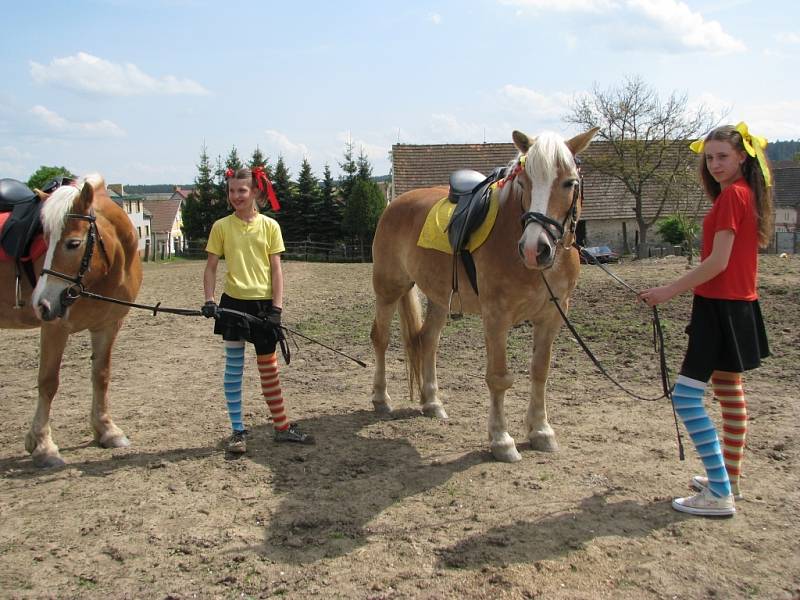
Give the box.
[224,167,281,211]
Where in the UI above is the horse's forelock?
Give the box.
[41,185,79,235]
[525,132,573,185]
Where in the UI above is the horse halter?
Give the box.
[40,212,109,307]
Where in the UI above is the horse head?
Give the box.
[32,175,108,321]
[511,127,598,270]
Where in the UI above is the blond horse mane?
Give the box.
[40,174,106,236]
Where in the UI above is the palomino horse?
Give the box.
[370,128,598,462]
[0,175,142,467]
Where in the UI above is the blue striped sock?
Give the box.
[224,342,246,432]
[674,375,731,498]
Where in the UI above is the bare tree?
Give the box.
[566,76,718,258]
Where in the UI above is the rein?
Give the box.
[540,249,685,460]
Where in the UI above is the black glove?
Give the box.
[266,305,282,328]
[201,300,218,318]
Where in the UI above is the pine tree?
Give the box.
[343,179,386,259]
[182,144,221,241]
[271,156,296,239]
[338,139,358,204]
[248,146,273,179]
[295,158,322,241]
[357,147,373,181]
[320,164,341,244]
[226,146,244,172]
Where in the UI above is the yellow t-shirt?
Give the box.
[205,213,285,300]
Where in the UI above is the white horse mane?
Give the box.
[524,131,574,184]
[40,174,104,235]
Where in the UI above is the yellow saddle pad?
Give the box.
[417,186,499,254]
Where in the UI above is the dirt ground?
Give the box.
[1,255,798,599]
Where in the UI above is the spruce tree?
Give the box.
[295,158,322,241]
[320,164,341,245]
[338,139,358,205]
[248,146,273,179]
[356,147,373,181]
[271,156,296,239]
[182,144,220,241]
[342,179,386,260]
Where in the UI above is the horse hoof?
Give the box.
[99,434,131,449]
[373,401,393,416]
[421,402,448,419]
[490,433,521,462]
[32,453,66,469]
[529,432,559,452]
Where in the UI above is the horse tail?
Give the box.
[397,286,423,403]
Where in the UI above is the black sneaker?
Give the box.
[273,423,315,445]
[226,430,248,453]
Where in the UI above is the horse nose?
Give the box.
[538,239,553,265]
[37,298,56,322]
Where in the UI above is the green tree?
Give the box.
[182,144,223,241]
[342,179,386,259]
[27,165,74,191]
[294,158,322,241]
[565,75,716,258]
[319,163,341,244]
[356,147,373,181]
[270,156,296,238]
[338,139,358,204]
[248,146,273,179]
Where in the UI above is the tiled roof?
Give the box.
[773,163,800,208]
[392,141,710,221]
[142,198,182,233]
[392,143,519,197]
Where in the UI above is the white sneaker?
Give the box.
[690,475,743,500]
[672,487,735,517]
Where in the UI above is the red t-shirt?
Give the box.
[694,178,759,301]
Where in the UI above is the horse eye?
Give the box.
[65,239,82,250]
[563,179,578,189]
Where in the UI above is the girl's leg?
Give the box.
[224,341,246,432]
[713,370,747,496]
[673,375,731,498]
[257,352,314,443]
[257,352,288,432]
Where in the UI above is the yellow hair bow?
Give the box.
[689,122,771,187]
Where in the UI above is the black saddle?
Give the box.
[0,178,43,262]
[445,167,507,302]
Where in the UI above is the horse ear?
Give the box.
[566,127,600,156]
[77,180,95,213]
[512,130,532,153]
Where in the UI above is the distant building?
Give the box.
[142,187,189,259]
[107,184,149,256]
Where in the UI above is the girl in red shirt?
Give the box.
[640,123,772,517]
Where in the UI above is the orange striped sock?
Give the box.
[257,353,289,432]
[712,370,746,496]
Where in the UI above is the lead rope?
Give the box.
[541,255,684,460]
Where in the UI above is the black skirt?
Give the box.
[213,294,278,355]
[680,295,770,382]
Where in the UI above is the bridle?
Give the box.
[40,211,109,307]
[503,157,581,251]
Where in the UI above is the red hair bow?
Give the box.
[225,168,234,178]
[252,166,280,211]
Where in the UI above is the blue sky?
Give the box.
[1,0,798,185]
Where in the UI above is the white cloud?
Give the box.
[263,130,310,162]
[30,52,210,96]
[626,0,745,54]
[498,85,575,119]
[499,0,745,54]
[29,105,126,138]
[430,13,442,25]
[775,32,800,44]
[0,145,31,160]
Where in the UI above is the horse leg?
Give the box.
[484,322,520,462]
[525,318,560,452]
[370,298,398,415]
[89,321,130,448]
[25,325,69,468]
[419,301,448,419]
